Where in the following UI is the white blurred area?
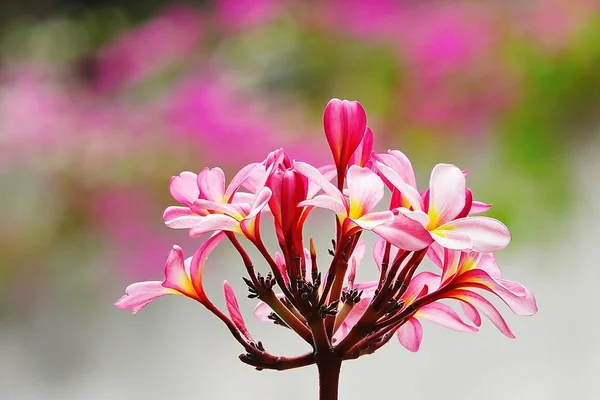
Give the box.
[1,135,599,400]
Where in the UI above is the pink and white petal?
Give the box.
[440,248,463,284]
[197,167,226,202]
[347,166,384,217]
[115,281,177,314]
[163,245,196,296]
[294,161,343,200]
[415,303,477,332]
[169,172,199,205]
[373,150,417,188]
[426,242,445,269]
[163,206,202,229]
[430,229,473,251]
[189,232,226,296]
[306,165,337,199]
[225,162,261,199]
[401,272,440,304]
[224,281,253,341]
[230,192,256,207]
[351,210,394,231]
[188,214,239,237]
[470,201,492,214]
[427,164,467,227]
[455,270,538,316]
[449,290,515,338]
[193,199,243,219]
[460,301,482,327]
[246,187,272,220]
[475,253,502,278]
[299,195,347,217]
[349,127,374,167]
[275,252,290,285]
[372,214,433,251]
[375,162,423,210]
[253,301,274,322]
[398,208,430,228]
[373,237,402,271]
[439,217,511,252]
[397,318,423,352]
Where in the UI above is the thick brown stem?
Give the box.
[316,351,342,400]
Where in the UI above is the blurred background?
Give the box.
[1,0,599,399]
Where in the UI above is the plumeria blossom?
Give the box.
[375,150,511,252]
[117,98,536,400]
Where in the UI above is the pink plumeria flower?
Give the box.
[115,233,224,313]
[375,150,510,252]
[295,161,432,250]
[163,164,271,241]
[393,243,537,351]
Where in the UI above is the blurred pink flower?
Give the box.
[215,0,285,31]
[93,6,204,92]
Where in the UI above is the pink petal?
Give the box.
[253,301,274,322]
[349,127,374,167]
[224,281,253,341]
[351,210,394,231]
[401,272,440,304]
[375,161,423,210]
[298,195,347,217]
[347,165,384,217]
[372,214,433,251]
[373,237,402,271]
[294,161,342,200]
[245,187,272,220]
[470,201,492,214]
[274,252,290,285]
[397,318,423,352]
[324,98,367,170]
[430,229,473,250]
[460,301,482,327]
[438,217,511,252]
[194,199,245,218]
[115,281,175,314]
[169,171,199,205]
[163,206,202,229]
[306,165,337,199]
[197,167,226,202]
[399,208,430,228]
[374,150,417,188]
[426,242,445,269]
[427,164,467,228]
[163,245,196,296]
[415,303,477,333]
[449,290,515,338]
[188,214,240,237]
[474,253,501,278]
[225,162,261,199]
[189,232,226,296]
[455,270,538,316]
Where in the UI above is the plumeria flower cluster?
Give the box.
[116,99,537,399]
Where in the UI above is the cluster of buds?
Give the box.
[116,99,536,386]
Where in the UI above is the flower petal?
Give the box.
[375,161,423,210]
[347,166,384,217]
[163,206,202,229]
[460,301,482,327]
[427,164,467,228]
[197,167,226,202]
[225,162,261,199]
[253,301,273,322]
[294,161,342,200]
[397,318,423,352]
[372,214,433,251]
[349,127,374,167]
[351,210,393,231]
[224,281,253,341]
[449,290,515,338]
[115,281,176,314]
[415,302,477,332]
[299,195,347,217]
[374,150,417,188]
[189,232,226,296]
[188,214,240,237]
[430,229,473,250]
[470,201,492,214]
[163,245,196,296]
[438,217,511,252]
[169,172,199,205]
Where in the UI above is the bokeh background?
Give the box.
[1,0,599,399]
